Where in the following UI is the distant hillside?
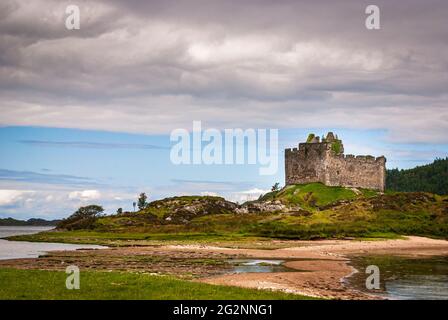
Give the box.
[387,158,448,195]
[0,217,60,226]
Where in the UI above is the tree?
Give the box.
[271,182,280,192]
[57,205,104,230]
[386,157,448,195]
[137,192,148,210]
[116,208,123,215]
[132,202,136,212]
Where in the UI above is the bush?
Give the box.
[57,205,104,230]
[331,140,342,154]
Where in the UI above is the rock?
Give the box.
[242,201,286,213]
[238,200,302,214]
[234,207,249,214]
[147,196,238,223]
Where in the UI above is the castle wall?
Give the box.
[285,141,386,191]
[325,155,386,191]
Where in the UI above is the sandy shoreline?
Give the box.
[161,236,448,299]
[1,236,447,299]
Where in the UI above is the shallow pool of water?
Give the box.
[346,255,448,300]
[227,259,294,273]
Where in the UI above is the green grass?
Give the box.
[6,229,262,246]
[0,268,314,300]
[260,183,363,209]
[248,205,448,240]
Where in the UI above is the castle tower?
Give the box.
[285,132,386,191]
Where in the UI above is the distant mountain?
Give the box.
[0,217,61,226]
[387,158,448,195]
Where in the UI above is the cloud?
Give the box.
[68,189,101,201]
[0,189,33,206]
[240,188,270,195]
[171,179,250,187]
[19,140,169,150]
[0,168,97,186]
[227,188,271,203]
[153,183,270,203]
[200,191,219,197]
[0,0,447,143]
[0,187,134,219]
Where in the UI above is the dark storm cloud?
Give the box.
[0,0,447,142]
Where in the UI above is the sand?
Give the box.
[161,236,448,299]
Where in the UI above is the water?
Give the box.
[0,226,55,238]
[346,255,448,300]
[0,226,105,260]
[227,259,294,273]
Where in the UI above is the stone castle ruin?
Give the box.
[285,132,386,191]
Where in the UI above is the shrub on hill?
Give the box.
[57,205,104,230]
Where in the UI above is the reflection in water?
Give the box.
[227,259,293,273]
[385,275,448,300]
[347,255,448,300]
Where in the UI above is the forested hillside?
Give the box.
[387,158,448,195]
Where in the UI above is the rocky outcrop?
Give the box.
[236,201,284,214]
[147,196,298,223]
[147,196,238,223]
[236,200,302,214]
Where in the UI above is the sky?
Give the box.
[0,0,447,219]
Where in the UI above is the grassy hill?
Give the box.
[9,183,448,244]
[253,190,447,239]
[258,183,378,209]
